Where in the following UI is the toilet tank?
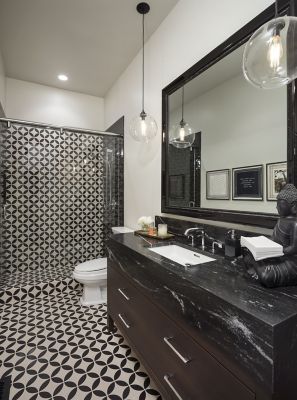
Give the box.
[112,226,134,234]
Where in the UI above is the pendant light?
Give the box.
[243,0,297,89]
[170,86,195,149]
[129,2,157,143]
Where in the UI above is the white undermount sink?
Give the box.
[149,244,215,267]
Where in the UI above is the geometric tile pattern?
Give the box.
[0,279,161,400]
[0,265,74,293]
[0,121,124,288]
[0,120,5,284]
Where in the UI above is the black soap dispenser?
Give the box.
[225,229,241,260]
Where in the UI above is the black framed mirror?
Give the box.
[162,0,297,229]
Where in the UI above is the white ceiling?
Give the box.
[0,0,178,97]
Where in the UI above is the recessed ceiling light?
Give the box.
[58,74,68,81]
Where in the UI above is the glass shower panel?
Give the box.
[102,136,124,234]
[0,121,124,288]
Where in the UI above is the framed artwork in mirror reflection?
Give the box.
[233,165,263,200]
[266,162,287,201]
[206,169,230,200]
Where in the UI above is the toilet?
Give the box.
[73,226,134,306]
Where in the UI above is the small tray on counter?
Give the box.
[134,230,174,240]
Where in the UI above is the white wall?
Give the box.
[6,78,104,130]
[170,73,287,214]
[104,0,274,230]
[0,49,6,114]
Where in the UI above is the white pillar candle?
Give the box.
[158,224,168,237]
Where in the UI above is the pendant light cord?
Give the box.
[142,13,145,114]
[181,86,184,122]
[275,0,278,18]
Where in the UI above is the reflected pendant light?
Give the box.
[243,0,297,89]
[170,86,195,149]
[129,2,157,143]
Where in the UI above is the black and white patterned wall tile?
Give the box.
[0,121,6,278]
[0,284,161,400]
[1,122,123,288]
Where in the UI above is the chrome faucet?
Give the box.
[211,240,223,254]
[184,227,205,248]
[196,230,205,250]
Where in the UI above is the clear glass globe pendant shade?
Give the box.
[129,5,158,144]
[243,16,297,89]
[129,111,158,143]
[170,119,195,149]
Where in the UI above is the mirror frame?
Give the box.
[162,0,297,229]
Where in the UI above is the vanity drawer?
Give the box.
[107,261,139,306]
[107,265,175,399]
[132,290,254,400]
[108,263,255,400]
[108,265,134,328]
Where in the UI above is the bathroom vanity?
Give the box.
[107,232,297,400]
[106,1,297,397]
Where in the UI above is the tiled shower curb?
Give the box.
[0,276,81,305]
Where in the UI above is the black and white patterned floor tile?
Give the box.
[0,282,162,400]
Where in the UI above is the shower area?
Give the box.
[0,119,162,400]
[0,119,124,290]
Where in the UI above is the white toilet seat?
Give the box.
[73,269,106,281]
[74,258,107,273]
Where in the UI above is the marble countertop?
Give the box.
[109,232,297,328]
[108,232,297,397]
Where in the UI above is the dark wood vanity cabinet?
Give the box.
[107,259,255,400]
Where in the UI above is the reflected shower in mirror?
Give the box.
[167,43,287,215]
[167,132,201,208]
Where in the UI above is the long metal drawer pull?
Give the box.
[117,288,130,301]
[164,336,191,364]
[118,313,130,329]
[164,374,183,400]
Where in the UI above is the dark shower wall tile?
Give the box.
[101,135,124,241]
[1,122,124,286]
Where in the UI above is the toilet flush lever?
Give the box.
[118,288,130,301]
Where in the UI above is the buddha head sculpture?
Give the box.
[244,183,297,288]
[276,183,297,217]
[273,183,297,255]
